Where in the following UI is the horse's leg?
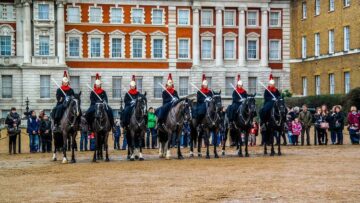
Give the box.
[177,129,184,160]
[245,132,249,157]
[62,133,68,164]
[130,131,135,161]
[213,130,219,158]
[105,133,110,162]
[222,128,228,156]
[139,132,144,161]
[205,130,210,159]
[52,133,57,161]
[270,131,275,156]
[71,133,76,163]
[238,130,243,157]
[93,133,97,162]
[278,130,282,156]
[189,132,194,158]
[197,130,202,157]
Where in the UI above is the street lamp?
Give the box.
[19,97,30,153]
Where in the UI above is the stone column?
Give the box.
[168,6,177,70]
[238,7,246,67]
[23,1,31,64]
[215,7,223,67]
[192,7,200,67]
[260,8,268,67]
[57,1,66,65]
[15,2,23,57]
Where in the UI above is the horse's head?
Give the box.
[212,90,222,112]
[182,98,193,122]
[95,102,106,118]
[246,93,257,116]
[135,92,147,116]
[68,91,81,117]
[276,97,287,117]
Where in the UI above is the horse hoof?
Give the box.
[139,157,144,161]
[105,158,110,162]
[62,159,68,164]
[71,159,76,163]
[198,154,202,158]
[135,156,139,160]
[130,158,135,161]
[206,155,210,159]
[222,152,225,156]
[214,154,219,159]
[127,155,131,160]
[270,153,275,156]
[92,159,97,163]
[166,156,171,160]
[53,158,57,161]
[278,152,282,156]
[178,155,184,160]
[245,154,250,157]
[238,153,243,157]
[189,154,194,158]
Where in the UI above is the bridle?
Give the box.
[205,94,221,127]
[66,98,80,128]
[133,95,147,127]
[271,99,286,127]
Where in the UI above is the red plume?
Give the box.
[269,74,273,80]
[63,71,68,78]
[168,73,172,81]
[237,74,240,82]
[202,74,206,81]
[96,73,100,80]
[132,75,135,81]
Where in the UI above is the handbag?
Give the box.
[320,122,329,129]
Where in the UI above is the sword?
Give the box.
[158,83,175,99]
[190,83,207,98]
[122,88,134,100]
[258,81,276,99]
[229,83,244,100]
[51,78,67,97]
[86,84,103,102]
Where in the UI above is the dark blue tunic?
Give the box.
[227,90,248,122]
[155,90,179,122]
[260,89,281,122]
[195,90,213,120]
[122,91,140,126]
[53,88,75,121]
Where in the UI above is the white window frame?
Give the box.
[1,75,12,99]
[248,77,257,95]
[329,0,335,11]
[40,75,51,99]
[66,29,83,58]
[0,4,15,21]
[246,32,260,60]
[269,39,281,61]
[269,11,281,27]
[38,3,50,20]
[135,76,143,93]
[178,38,190,59]
[0,24,15,56]
[68,37,80,57]
[314,33,320,57]
[328,29,334,54]
[112,76,122,99]
[178,9,190,25]
[315,75,321,95]
[179,77,189,96]
[152,8,165,25]
[225,77,235,96]
[329,73,335,94]
[343,26,350,51]
[130,30,146,59]
[201,9,213,26]
[153,76,163,98]
[39,36,50,56]
[70,76,80,94]
[315,0,320,16]
[110,7,124,24]
[344,72,350,93]
[302,2,307,19]
[224,10,236,27]
[87,29,105,58]
[224,36,236,60]
[302,77,307,96]
[131,7,144,24]
[151,38,165,59]
[247,10,258,27]
[302,36,307,59]
[89,6,103,23]
[343,0,350,7]
[201,38,213,60]
[67,6,81,23]
[109,30,125,59]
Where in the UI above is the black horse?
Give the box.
[126,93,147,161]
[225,95,257,157]
[190,91,222,159]
[263,98,287,156]
[92,102,112,162]
[51,93,82,163]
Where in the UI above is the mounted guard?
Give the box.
[194,74,214,122]
[121,75,140,128]
[259,74,281,123]
[227,74,248,124]
[52,71,75,127]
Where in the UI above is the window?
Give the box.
[247,11,257,26]
[2,75,12,98]
[152,9,163,25]
[201,10,213,26]
[90,38,101,58]
[269,11,281,27]
[178,9,190,25]
[201,39,212,59]
[38,4,49,20]
[328,30,334,54]
[302,77,307,96]
[225,77,234,96]
[39,36,50,56]
[329,0,335,11]
[343,0,350,7]
[302,36,307,59]
[136,77,143,93]
[247,40,258,59]
[269,40,281,60]
[110,8,123,23]
[274,77,280,89]
[153,77,163,98]
[153,39,163,59]
[67,7,80,23]
[132,8,143,24]
[178,39,189,59]
[315,33,320,57]
[248,77,257,94]
[315,75,321,95]
[329,73,335,94]
[206,77,212,89]
[179,77,189,96]
[224,39,235,60]
[40,75,50,98]
[0,4,14,21]
[344,72,350,93]
[224,10,235,26]
[302,2,307,19]
[0,36,11,56]
[112,77,122,98]
[112,38,122,58]
[69,37,80,57]
[315,0,320,15]
[344,26,350,51]
[89,7,102,23]
[133,38,143,58]
[70,76,80,94]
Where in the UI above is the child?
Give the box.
[291,117,302,145]
[286,114,293,145]
[249,120,259,146]
[39,115,52,153]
